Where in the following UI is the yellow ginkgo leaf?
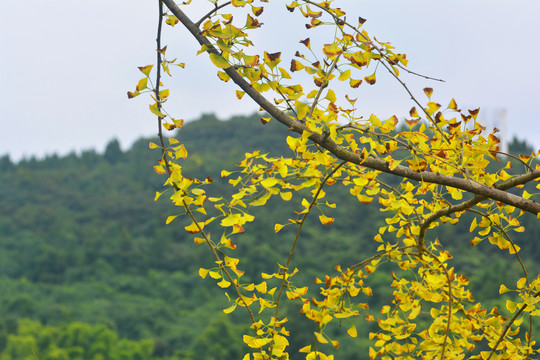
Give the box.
[347,325,357,338]
[209,52,230,69]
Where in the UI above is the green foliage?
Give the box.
[0,155,14,172]
[509,136,534,156]
[0,115,538,359]
[0,113,324,358]
[104,139,124,165]
[0,319,153,360]
[191,315,248,360]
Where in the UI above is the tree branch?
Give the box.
[418,169,540,253]
[195,1,232,27]
[161,0,540,216]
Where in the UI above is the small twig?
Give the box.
[468,209,529,287]
[195,1,232,27]
[344,164,423,225]
[31,348,40,360]
[307,55,340,119]
[156,0,167,151]
[468,206,533,360]
[422,249,453,360]
[485,290,540,360]
[350,246,415,270]
[259,72,299,119]
[302,0,451,144]
[273,160,347,319]
[491,150,534,172]
[379,58,451,144]
[268,161,346,356]
[395,63,445,82]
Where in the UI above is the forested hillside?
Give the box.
[0,113,538,360]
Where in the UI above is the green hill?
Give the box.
[0,113,538,360]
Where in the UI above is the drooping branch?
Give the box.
[161,0,540,215]
[155,1,262,347]
[155,0,167,151]
[273,160,347,320]
[486,290,540,360]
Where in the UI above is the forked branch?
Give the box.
[161,0,540,216]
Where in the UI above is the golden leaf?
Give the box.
[209,53,230,69]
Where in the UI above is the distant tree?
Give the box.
[104,139,123,164]
[509,136,534,156]
[0,155,14,172]
[42,154,61,169]
[192,315,246,360]
[131,2,540,359]
[81,149,101,167]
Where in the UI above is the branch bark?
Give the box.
[162,0,540,215]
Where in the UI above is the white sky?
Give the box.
[1,0,539,161]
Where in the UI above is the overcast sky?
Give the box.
[1,0,539,162]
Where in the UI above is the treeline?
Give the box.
[0,113,538,359]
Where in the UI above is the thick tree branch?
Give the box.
[162,0,540,215]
